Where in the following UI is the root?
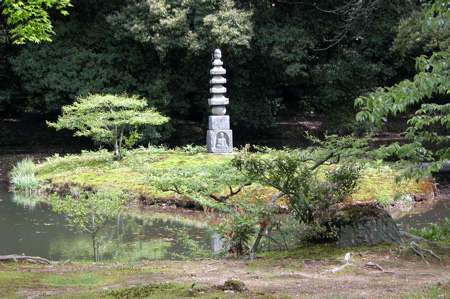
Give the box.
[409,241,442,264]
[0,254,51,264]
[400,231,450,250]
[398,230,448,263]
[397,241,443,264]
[321,252,356,275]
[320,262,355,275]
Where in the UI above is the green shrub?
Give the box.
[216,214,257,256]
[10,157,39,191]
[408,218,450,242]
[175,144,206,155]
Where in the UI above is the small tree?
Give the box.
[47,94,170,160]
[232,135,368,231]
[52,189,125,262]
[147,162,267,256]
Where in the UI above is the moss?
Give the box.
[331,204,385,226]
[35,149,236,206]
[33,148,434,210]
[107,283,191,298]
[257,242,349,260]
[222,279,247,292]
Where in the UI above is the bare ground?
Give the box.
[5,245,450,298]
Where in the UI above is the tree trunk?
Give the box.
[331,204,403,247]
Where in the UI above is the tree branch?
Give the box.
[250,192,285,259]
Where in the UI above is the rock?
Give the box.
[331,204,403,247]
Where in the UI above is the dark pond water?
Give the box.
[395,193,450,230]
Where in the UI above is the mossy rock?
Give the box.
[331,204,403,247]
[221,280,247,292]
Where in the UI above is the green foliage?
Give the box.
[10,156,39,191]
[122,130,142,150]
[311,48,393,133]
[2,0,418,132]
[299,222,339,243]
[408,217,450,242]
[1,0,72,44]
[7,1,148,111]
[147,161,277,256]
[355,0,450,179]
[147,162,249,214]
[9,27,143,110]
[216,214,257,256]
[174,144,206,155]
[424,0,450,30]
[51,189,126,262]
[232,135,368,224]
[47,94,170,160]
[392,8,450,58]
[107,0,253,57]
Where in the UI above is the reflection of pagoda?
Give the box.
[206,49,233,153]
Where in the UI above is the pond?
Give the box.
[0,151,220,263]
[0,183,221,263]
[395,192,450,229]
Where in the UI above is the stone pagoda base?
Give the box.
[207,129,233,153]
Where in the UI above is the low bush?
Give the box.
[408,217,450,242]
[10,157,39,191]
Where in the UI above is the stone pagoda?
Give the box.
[207,49,233,153]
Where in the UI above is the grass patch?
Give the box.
[257,243,350,260]
[257,242,401,260]
[244,259,304,275]
[351,161,434,204]
[35,147,234,201]
[0,271,42,296]
[10,156,39,191]
[401,279,450,298]
[43,273,102,286]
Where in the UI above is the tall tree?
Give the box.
[4,0,420,137]
[355,0,450,178]
[1,0,72,44]
[8,0,140,110]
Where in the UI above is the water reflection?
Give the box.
[12,192,40,210]
[1,186,217,263]
[395,195,450,229]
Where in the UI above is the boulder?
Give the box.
[331,204,403,247]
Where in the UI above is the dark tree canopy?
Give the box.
[0,0,426,139]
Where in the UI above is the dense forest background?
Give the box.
[0,0,448,149]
